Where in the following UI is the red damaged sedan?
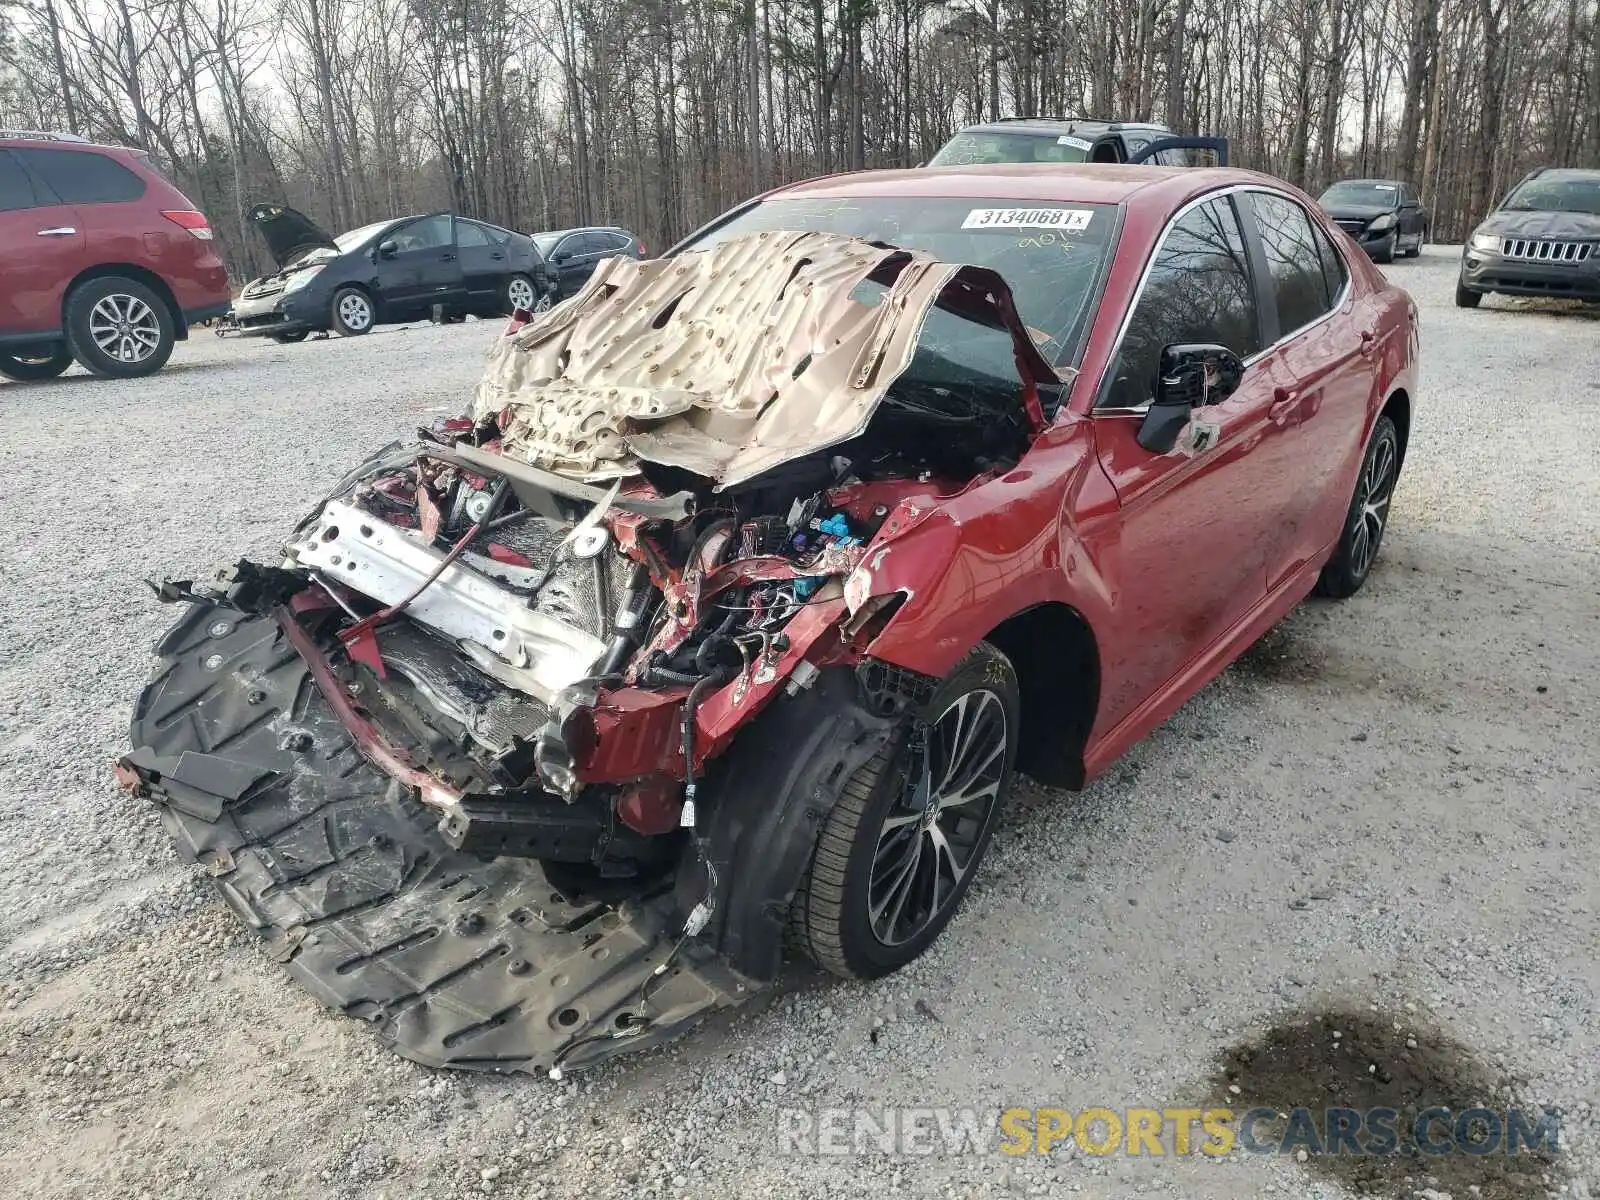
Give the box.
[121,165,1417,1075]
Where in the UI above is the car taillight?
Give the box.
[161,210,214,240]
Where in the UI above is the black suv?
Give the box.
[531,226,645,303]
[926,118,1228,169]
[1457,167,1600,308]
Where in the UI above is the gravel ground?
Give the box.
[0,253,1596,1200]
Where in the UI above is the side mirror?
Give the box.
[1400,198,1421,210]
[377,240,398,259]
[1136,343,1245,454]
[552,251,571,264]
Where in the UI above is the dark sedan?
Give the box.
[531,226,644,301]
[1317,179,1428,262]
[1457,167,1600,307]
[232,205,553,340]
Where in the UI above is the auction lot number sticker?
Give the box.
[962,208,1094,231]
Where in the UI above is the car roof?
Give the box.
[539,226,631,237]
[1327,178,1403,187]
[1529,167,1600,181]
[0,130,133,153]
[763,163,1269,211]
[953,117,1172,138]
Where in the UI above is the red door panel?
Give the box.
[0,202,85,337]
[1268,303,1377,585]
[1087,356,1294,732]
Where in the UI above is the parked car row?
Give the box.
[4,124,1596,384]
[0,128,646,376]
[231,208,646,340]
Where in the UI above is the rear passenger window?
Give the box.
[456,221,490,247]
[0,151,37,211]
[1310,219,1348,307]
[1102,196,1260,408]
[16,147,146,204]
[1248,192,1336,335]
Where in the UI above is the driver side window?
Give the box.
[1101,197,1261,408]
[392,214,452,253]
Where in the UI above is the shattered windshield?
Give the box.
[928,132,1092,167]
[1503,176,1600,215]
[678,196,1118,367]
[1320,182,1400,208]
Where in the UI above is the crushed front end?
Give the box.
[120,231,1060,1074]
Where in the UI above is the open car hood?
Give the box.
[471,230,1063,490]
[247,202,340,269]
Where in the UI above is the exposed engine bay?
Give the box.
[118,232,1060,1074]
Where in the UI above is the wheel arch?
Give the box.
[63,264,188,339]
[1381,387,1411,470]
[982,601,1101,791]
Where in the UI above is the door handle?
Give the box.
[36,226,77,236]
[439,252,456,261]
[1359,328,1380,357]
[1269,387,1299,425]
[490,252,505,260]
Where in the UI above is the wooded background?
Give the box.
[2,0,1597,279]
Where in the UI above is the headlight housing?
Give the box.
[1368,212,1397,233]
[1470,232,1502,253]
[282,264,325,294]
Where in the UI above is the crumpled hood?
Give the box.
[471,230,1060,490]
[1477,208,1600,239]
[1322,202,1395,223]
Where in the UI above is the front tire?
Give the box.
[1372,232,1397,264]
[1454,278,1483,308]
[791,642,1020,980]
[330,287,375,336]
[270,330,308,344]
[64,277,175,377]
[0,344,73,381]
[1316,414,1400,599]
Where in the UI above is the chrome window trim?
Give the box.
[1093,183,1353,416]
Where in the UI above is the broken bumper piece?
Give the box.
[122,601,750,1074]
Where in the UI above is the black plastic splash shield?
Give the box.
[124,602,750,1074]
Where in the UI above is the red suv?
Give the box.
[0,131,231,381]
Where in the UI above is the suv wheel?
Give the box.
[1454,278,1483,308]
[330,287,375,336]
[0,344,73,382]
[65,278,175,378]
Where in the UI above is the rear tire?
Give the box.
[1454,278,1483,308]
[503,273,538,314]
[64,277,175,378]
[790,642,1020,980]
[1316,414,1400,599]
[330,287,375,336]
[0,344,73,381]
